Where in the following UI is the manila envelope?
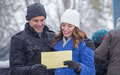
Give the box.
[41,50,72,69]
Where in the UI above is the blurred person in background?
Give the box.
[116,17,120,29]
[92,29,108,75]
[95,17,120,75]
[92,29,108,49]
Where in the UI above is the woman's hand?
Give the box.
[64,60,81,74]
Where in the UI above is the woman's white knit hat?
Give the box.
[61,9,80,28]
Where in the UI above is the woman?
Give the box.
[52,9,95,75]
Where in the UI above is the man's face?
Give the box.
[28,16,45,33]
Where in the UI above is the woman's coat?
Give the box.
[54,38,95,75]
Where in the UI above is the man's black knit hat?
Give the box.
[26,3,46,21]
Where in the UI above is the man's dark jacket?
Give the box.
[10,23,55,75]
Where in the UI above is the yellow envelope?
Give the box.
[41,50,72,69]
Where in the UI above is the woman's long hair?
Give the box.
[52,27,86,48]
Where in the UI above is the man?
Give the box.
[95,17,120,75]
[9,3,55,75]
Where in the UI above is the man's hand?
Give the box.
[31,64,47,75]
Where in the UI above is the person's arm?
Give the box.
[10,36,47,75]
[10,36,31,75]
[79,46,95,75]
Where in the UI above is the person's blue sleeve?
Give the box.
[79,41,95,75]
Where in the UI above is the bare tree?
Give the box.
[0,0,21,48]
[62,0,71,10]
[0,0,112,48]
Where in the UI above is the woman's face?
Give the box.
[61,22,75,39]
